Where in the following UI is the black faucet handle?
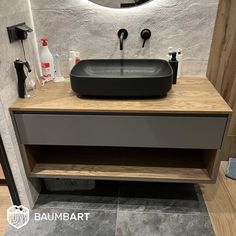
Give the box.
[141,29,151,48]
[118,29,128,40]
[24,61,32,72]
[118,29,128,50]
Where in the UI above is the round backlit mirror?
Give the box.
[89,0,153,9]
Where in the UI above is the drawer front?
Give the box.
[14,114,227,149]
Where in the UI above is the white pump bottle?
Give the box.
[40,37,55,81]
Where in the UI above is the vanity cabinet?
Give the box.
[10,78,232,183]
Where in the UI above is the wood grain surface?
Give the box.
[32,164,211,182]
[10,77,232,114]
[0,164,5,180]
[25,145,213,183]
[201,161,236,236]
[207,0,236,159]
[0,185,11,236]
[1,163,236,236]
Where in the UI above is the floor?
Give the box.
[0,164,4,180]
[0,165,11,236]
[0,185,11,236]
[6,181,214,236]
[1,161,236,236]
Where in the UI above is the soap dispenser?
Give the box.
[169,52,178,84]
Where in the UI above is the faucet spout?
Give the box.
[119,32,124,50]
[117,29,128,51]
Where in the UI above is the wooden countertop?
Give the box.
[10,77,232,114]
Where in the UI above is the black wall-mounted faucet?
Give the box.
[141,29,151,48]
[118,29,128,50]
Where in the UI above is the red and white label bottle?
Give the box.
[40,37,55,81]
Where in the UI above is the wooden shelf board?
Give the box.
[31,163,211,182]
[25,145,214,183]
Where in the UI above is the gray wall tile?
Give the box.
[0,0,40,208]
[31,0,218,76]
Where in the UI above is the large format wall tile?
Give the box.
[0,0,40,208]
[31,0,218,76]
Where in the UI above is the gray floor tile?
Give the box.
[35,194,118,211]
[6,181,214,236]
[5,208,117,236]
[118,182,208,214]
[36,181,119,211]
[115,211,214,236]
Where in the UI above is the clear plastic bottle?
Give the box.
[54,54,65,82]
[69,51,76,71]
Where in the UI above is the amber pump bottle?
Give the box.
[169,52,178,84]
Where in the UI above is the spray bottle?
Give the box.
[40,37,55,81]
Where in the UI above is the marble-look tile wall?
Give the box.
[30,0,218,76]
[0,0,40,208]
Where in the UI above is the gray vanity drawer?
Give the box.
[14,113,227,149]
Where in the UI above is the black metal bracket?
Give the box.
[0,135,21,205]
[7,22,33,43]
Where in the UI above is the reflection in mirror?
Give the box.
[89,0,153,9]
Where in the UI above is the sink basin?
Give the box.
[70,59,173,98]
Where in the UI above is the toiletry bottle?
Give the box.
[69,51,76,71]
[177,48,182,78]
[75,51,81,64]
[40,37,55,81]
[166,47,173,61]
[169,52,178,84]
[54,54,65,82]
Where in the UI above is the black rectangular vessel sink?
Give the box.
[70,59,173,98]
